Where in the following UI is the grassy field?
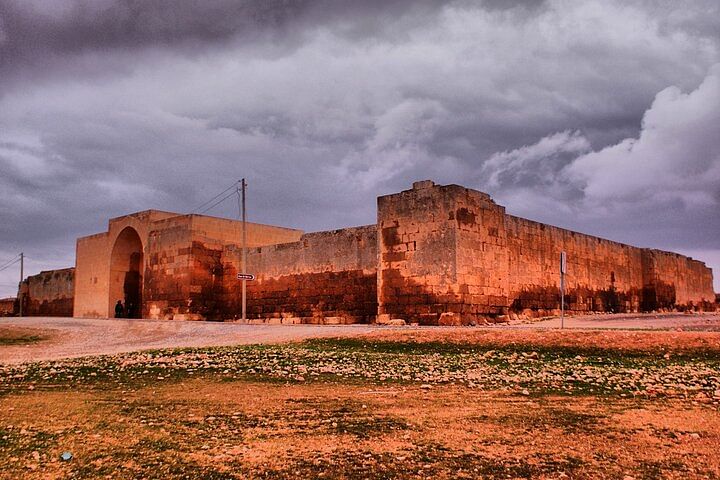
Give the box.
[1,332,719,479]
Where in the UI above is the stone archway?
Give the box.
[109,226,144,318]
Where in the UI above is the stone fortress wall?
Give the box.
[377,181,714,324]
[0,297,15,316]
[222,225,378,323]
[14,180,717,323]
[17,268,75,317]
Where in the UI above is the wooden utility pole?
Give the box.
[241,179,247,322]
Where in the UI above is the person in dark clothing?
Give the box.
[115,300,124,318]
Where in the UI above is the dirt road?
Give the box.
[0,317,382,365]
[519,312,720,330]
[1,312,718,365]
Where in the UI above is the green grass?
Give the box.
[302,337,720,362]
[0,334,45,346]
[1,339,718,400]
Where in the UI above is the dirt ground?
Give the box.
[2,380,719,479]
[1,314,720,479]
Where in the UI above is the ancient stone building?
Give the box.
[73,210,302,319]
[17,181,717,322]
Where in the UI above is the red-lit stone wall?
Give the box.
[377,181,715,324]
[222,225,377,323]
[506,216,645,315]
[20,268,75,317]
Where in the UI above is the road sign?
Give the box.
[236,273,255,281]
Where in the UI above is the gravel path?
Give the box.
[516,312,720,330]
[0,317,384,365]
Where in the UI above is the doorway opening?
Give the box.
[109,227,144,318]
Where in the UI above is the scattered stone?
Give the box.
[60,452,73,462]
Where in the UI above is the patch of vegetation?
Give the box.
[0,333,45,346]
[303,337,720,362]
[247,446,587,479]
[135,436,180,452]
[474,407,607,434]
[303,338,484,355]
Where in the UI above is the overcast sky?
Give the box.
[1,0,719,297]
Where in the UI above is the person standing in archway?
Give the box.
[115,300,124,318]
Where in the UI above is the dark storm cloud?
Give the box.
[0,0,719,296]
[0,0,441,61]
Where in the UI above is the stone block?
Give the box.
[438,312,461,326]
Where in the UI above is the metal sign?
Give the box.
[560,251,567,274]
[236,273,255,281]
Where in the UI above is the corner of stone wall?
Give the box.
[377,181,509,325]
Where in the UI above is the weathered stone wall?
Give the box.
[189,215,303,248]
[143,215,303,321]
[641,249,715,310]
[377,181,507,325]
[0,297,16,316]
[377,181,715,324]
[222,225,378,323]
[144,216,196,320]
[74,232,109,318]
[20,268,75,316]
[506,216,645,315]
[181,215,304,320]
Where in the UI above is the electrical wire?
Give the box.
[0,255,19,270]
[198,189,239,215]
[191,181,240,213]
[0,258,20,273]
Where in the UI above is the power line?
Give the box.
[191,181,241,213]
[0,255,19,270]
[198,189,239,215]
[0,258,20,273]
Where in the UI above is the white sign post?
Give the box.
[560,251,567,329]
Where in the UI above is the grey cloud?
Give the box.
[477,65,720,287]
[1,0,719,296]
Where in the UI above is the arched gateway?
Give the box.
[109,226,144,318]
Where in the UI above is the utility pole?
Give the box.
[560,251,566,329]
[241,179,247,322]
[18,252,24,317]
